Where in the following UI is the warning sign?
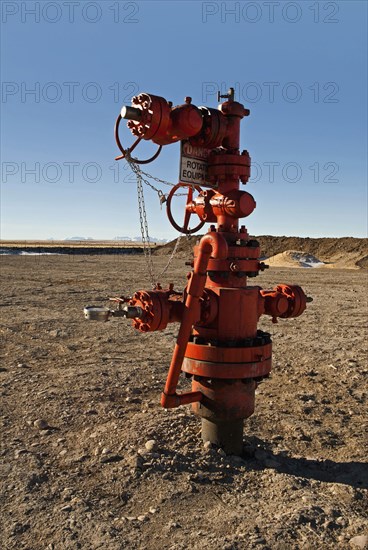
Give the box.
[179,141,211,186]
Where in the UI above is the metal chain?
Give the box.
[158,234,182,278]
[125,153,183,286]
[128,161,187,198]
[136,170,156,285]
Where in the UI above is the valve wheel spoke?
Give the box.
[114,114,162,164]
[183,186,194,231]
[167,183,205,235]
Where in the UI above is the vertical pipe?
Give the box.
[161,232,228,408]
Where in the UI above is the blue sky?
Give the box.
[1,0,367,240]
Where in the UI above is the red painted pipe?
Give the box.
[161,232,228,408]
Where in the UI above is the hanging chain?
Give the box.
[125,152,183,286]
[158,234,182,278]
[136,169,156,285]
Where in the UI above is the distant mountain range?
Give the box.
[62,236,170,243]
[113,236,170,243]
[64,237,94,241]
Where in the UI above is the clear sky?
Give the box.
[1,0,367,240]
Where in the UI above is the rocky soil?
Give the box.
[0,254,367,549]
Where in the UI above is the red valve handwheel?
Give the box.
[166,183,205,235]
[114,114,162,164]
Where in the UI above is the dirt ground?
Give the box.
[1,254,367,550]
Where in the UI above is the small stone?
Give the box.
[145,440,157,452]
[34,419,49,430]
[14,449,28,458]
[137,448,149,457]
[60,505,72,512]
[49,329,61,337]
[217,448,226,457]
[137,515,147,522]
[349,535,368,549]
[127,454,143,470]
[75,454,89,463]
[203,441,212,451]
[101,448,111,455]
[100,454,123,464]
[253,537,266,545]
[17,363,28,368]
[85,409,98,415]
[149,507,157,514]
[59,449,67,456]
[130,388,142,395]
[126,516,136,521]
[11,522,30,536]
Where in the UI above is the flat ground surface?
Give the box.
[0,255,367,550]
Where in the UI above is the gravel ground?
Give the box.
[1,254,367,550]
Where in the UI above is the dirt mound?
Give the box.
[356,255,368,269]
[153,235,199,258]
[154,235,368,269]
[258,236,367,269]
[266,250,324,268]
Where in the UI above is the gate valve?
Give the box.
[166,183,206,234]
[115,94,204,162]
[115,88,251,164]
[261,285,308,323]
[128,285,183,332]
